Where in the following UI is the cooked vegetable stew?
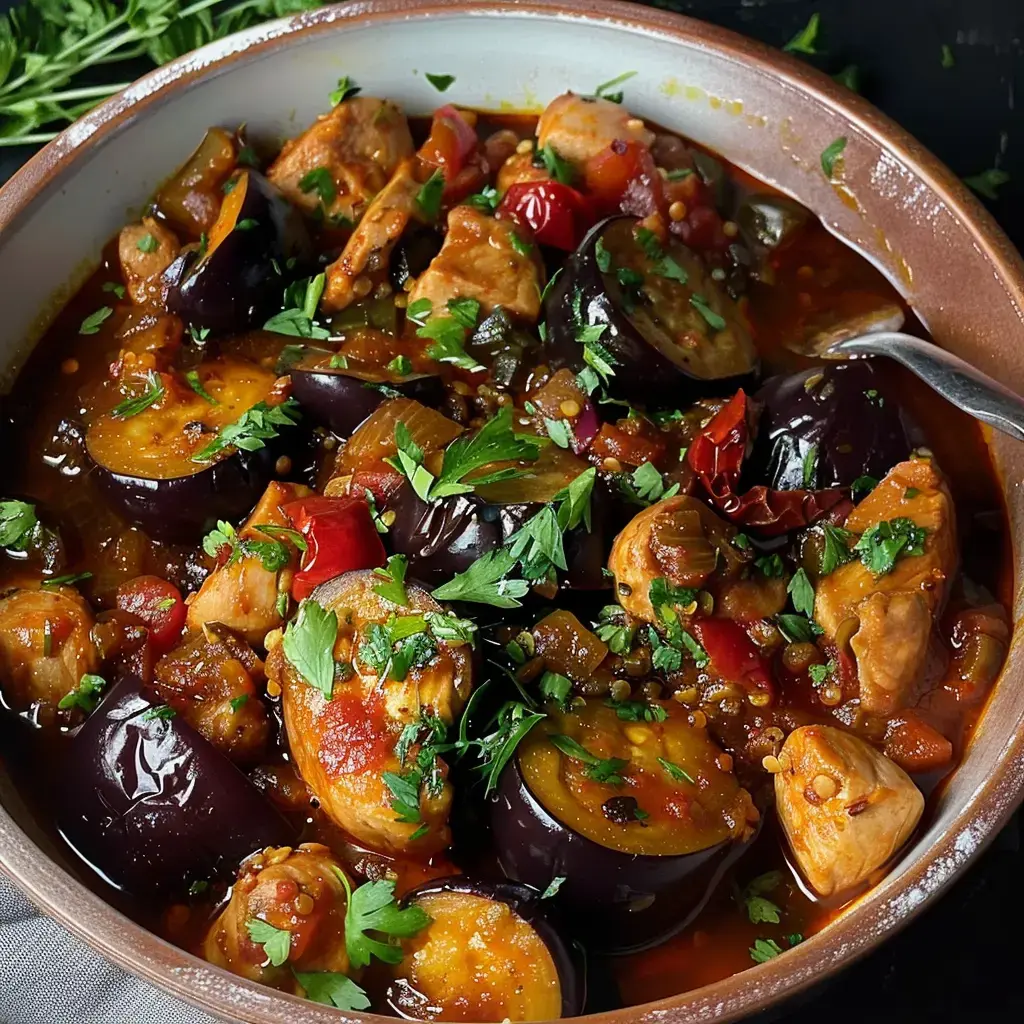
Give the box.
[0,82,1010,1018]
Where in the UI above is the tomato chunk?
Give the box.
[497,181,593,250]
[690,618,774,699]
[284,496,387,600]
[115,575,187,654]
[584,139,666,219]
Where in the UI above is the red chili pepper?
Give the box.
[115,575,186,654]
[686,390,846,536]
[284,496,387,601]
[690,618,774,699]
[497,181,593,250]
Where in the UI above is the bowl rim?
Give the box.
[0,2,1022,1023]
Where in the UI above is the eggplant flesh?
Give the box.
[390,876,585,1020]
[544,216,758,402]
[746,361,917,492]
[165,169,311,335]
[56,674,293,895]
[289,363,444,439]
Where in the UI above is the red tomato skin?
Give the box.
[115,575,187,654]
[584,140,666,220]
[496,181,593,250]
[284,496,387,601]
[689,618,775,699]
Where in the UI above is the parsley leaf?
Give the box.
[112,370,164,419]
[648,624,682,673]
[192,398,300,463]
[787,568,815,619]
[387,421,435,502]
[415,169,445,221]
[136,232,158,253]
[431,548,530,608]
[57,673,106,713]
[340,873,431,969]
[549,734,628,785]
[941,43,955,70]
[538,671,572,708]
[776,613,824,643]
[298,166,337,206]
[79,306,112,335]
[293,970,370,1011]
[553,467,597,532]
[373,554,409,606]
[606,697,665,722]
[544,417,573,448]
[853,517,926,576]
[263,274,329,339]
[466,185,499,213]
[620,461,680,506]
[801,444,818,488]
[593,70,637,104]
[690,293,727,331]
[417,315,484,371]
[425,72,456,92]
[658,756,695,784]
[329,76,361,106]
[851,474,879,497]
[541,876,566,899]
[245,919,292,967]
[819,524,855,576]
[821,136,848,178]
[783,12,821,54]
[536,143,574,185]
[756,554,786,578]
[508,505,567,575]
[649,577,698,613]
[746,895,782,925]
[808,659,836,686]
[0,500,38,550]
[423,610,477,647]
[282,599,339,700]
[833,64,861,92]
[750,937,784,964]
[102,281,125,299]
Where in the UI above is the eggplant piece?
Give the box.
[491,701,759,954]
[165,169,311,335]
[86,357,301,542]
[390,223,443,291]
[544,217,757,402]
[736,193,811,252]
[57,674,293,895]
[746,362,916,492]
[387,876,585,1021]
[289,363,444,438]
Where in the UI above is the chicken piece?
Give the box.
[608,494,746,622]
[407,205,544,323]
[815,459,957,715]
[203,844,352,989]
[537,92,654,166]
[268,570,473,856]
[186,481,311,646]
[153,623,269,763]
[322,159,421,312]
[0,585,99,716]
[268,97,414,224]
[118,217,180,306]
[496,149,551,194]
[773,725,924,897]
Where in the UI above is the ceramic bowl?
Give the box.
[0,2,1021,1022]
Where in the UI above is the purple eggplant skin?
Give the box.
[394,876,586,1019]
[746,361,918,492]
[491,756,756,955]
[165,170,312,336]
[91,433,294,544]
[289,368,444,438]
[543,216,758,403]
[386,486,609,590]
[56,674,293,896]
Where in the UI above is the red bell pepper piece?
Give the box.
[115,575,187,654]
[497,181,593,250]
[284,496,387,601]
[584,139,667,220]
[417,104,479,181]
[686,390,846,536]
[690,618,774,699]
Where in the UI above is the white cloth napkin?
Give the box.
[0,875,218,1024]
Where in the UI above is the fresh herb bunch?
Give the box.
[0,0,323,147]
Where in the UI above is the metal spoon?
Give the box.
[794,304,1024,443]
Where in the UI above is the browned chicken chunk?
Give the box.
[203,843,353,989]
[815,459,957,715]
[322,159,421,311]
[186,481,311,646]
[537,92,654,165]
[773,725,924,897]
[0,585,99,715]
[407,205,544,323]
[268,96,414,224]
[118,217,180,306]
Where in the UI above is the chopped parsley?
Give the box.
[417,306,484,372]
[297,166,337,206]
[431,548,530,608]
[79,306,113,335]
[649,577,698,613]
[41,572,92,589]
[853,517,926,576]
[801,444,818,488]
[620,461,680,506]
[541,876,566,899]
[595,237,613,272]
[593,70,637,104]
[282,598,339,700]
[538,671,572,708]
[141,704,175,721]
[690,293,726,331]
[229,694,249,713]
[111,370,164,419]
[549,734,628,785]
[783,12,820,55]
[749,937,784,964]
[756,553,786,578]
[463,698,546,796]
[544,417,573,448]
[192,398,300,463]
[466,185,499,213]
[851,474,879,497]
[57,673,106,713]
[821,136,848,178]
[833,65,861,92]
[819,523,856,576]
[329,75,361,105]
[787,568,815,619]
[595,607,636,655]
[0,500,39,551]
[135,232,159,253]
[776,613,823,644]
[658,756,695,785]
[245,918,292,967]
[102,281,125,299]
[293,971,369,1012]
[337,871,431,968]
[263,273,329,339]
[357,616,438,683]
[509,230,532,257]
[941,43,955,70]
[808,659,837,686]
[372,554,409,606]
[185,370,218,404]
[425,72,456,92]
[536,143,574,185]
[386,354,412,376]
[415,169,445,221]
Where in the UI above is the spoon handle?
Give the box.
[828,332,1024,444]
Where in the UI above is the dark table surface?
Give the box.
[0,1,1021,1022]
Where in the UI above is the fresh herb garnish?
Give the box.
[464,698,546,796]
[386,354,412,376]
[756,553,785,578]
[229,694,249,713]
[549,734,628,785]
[853,517,926,576]
[329,76,361,106]
[466,185,499,213]
[282,598,339,700]
[185,370,218,404]
[649,577,699,613]
[808,660,836,686]
[357,616,437,683]
[619,461,680,506]
[690,293,726,331]
[508,230,532,257]
[821,137,848,178]
[245,919,292,967]
[102,281,126,299]
[41,571,92,589]
[541,876,566,899]
[749,937,784,964]
[57,673,106,713]
[538,671,572,708]
[593,70,637,104]
[647,624,682,673]
[833,64,861,92]
[112,370,164,419]
[657,756,695,785]
[851,474,879,496]
[293,970,370,1012]
[941,43,955,69]
[431,547,530,608]
[372,554,409,606]
[337,871,431,968]
[787,568,815,619]
[801,444,818,488]
[136,233,159,253]
[141,704,175,721]
[417,313,484,371]
[263,274,329,339]
[964,168,1010,201]
[425,72,456,92]
[415,169,445,221]
[819,523,855,576]
[192,398,300,463]
[298,166,337,206]
[544,417,573,448]
[606,697,666,722]
[0,500,39,550]
[79,306,113,335]
[776,613,823,643]
[783,12,821,54]
[536,143,574,185]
